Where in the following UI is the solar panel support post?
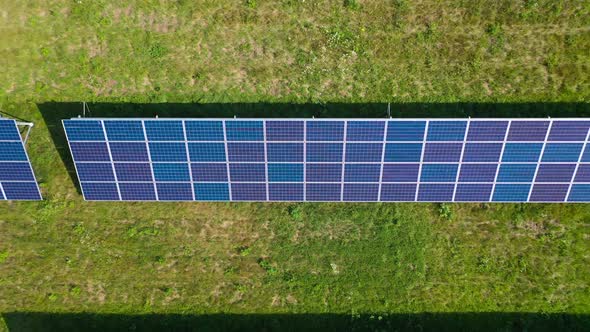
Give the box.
[15,121,34,144]
[82,102,91,118]
[387,102,391,118]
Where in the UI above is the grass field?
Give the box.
[1,1,590,331]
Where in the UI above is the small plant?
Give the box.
[0,250,9,263]
[486,23,503,37]
[69,285,81,296]
[288,205,303,222]
[258,258,278,276]
[438,203,453,221]
[148,43,168,59]
[343,0,360,10]
[236,245,252,257]
[245,0,257,9]
[48,293,58,301]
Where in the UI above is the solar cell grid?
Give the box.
[0,119,41,200]
[63,118,590,202]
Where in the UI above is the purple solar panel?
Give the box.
[507,121,549,141]
[232,183,266,201]
[467,121,508,141]
[269,183,304,201]
[462,143,502,162]
[343,184,379,201]
[380,184,416,201]
[529,184,569,202]
[306,183,341,201]
[418,184,455,201]
[382,164,419,182]
[458,164,497,182]
[547,121,590,141]
[535,164,576,183]
[574,164,590,182]
[454,184,493,202]
[423,143,462,162]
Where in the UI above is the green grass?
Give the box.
[0,0,589,330]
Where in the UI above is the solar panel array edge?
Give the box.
[62,118,590,203]
[0,119,42,200]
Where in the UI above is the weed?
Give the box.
[438,203,453,221]
[48,294,58,302]
[245,0,257,9]
[288,205,303,222]
[343,0,360,10]
[236,245,252,257]
[69,285,81,296]
[148,44,168,59]
[0,250,9,263]
[258,258,278,276]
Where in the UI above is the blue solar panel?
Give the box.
[63,118,590,202]
[387,121,425,141]
[188,143,226,162]
[267,143,303,162]
[194,183,229,201]
[492,184,531,202]
[149,142,187,162]
[144,121,184,141]
[153,163,191,182]
[225,121,264,141]
[541,143,582,162]
[497,164,537,183]
[185,121,224,141]
[568,184,590,202]
[307,121,344,141]
[384,143,422,162]
[268,163,303,182]
[421,164,458,182]
[502,143,543,162]
[427,121,466,141]
[104,121,145,141]
[346,121,385,141]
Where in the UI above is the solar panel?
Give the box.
[0,119,42,200]
[63,118,590,203]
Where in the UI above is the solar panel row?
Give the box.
[0,119,42,200]
[62,118,590,202]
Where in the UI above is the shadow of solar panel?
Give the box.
[63,118,590,202]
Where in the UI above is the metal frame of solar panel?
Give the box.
[0,117,42,200]
[63,118,590,203]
